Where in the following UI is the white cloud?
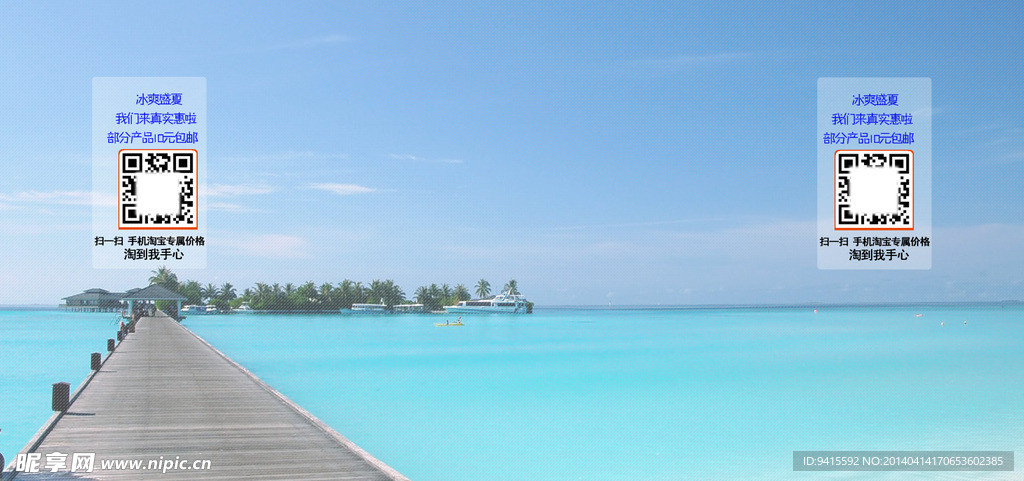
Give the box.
[0,190,115,206]
[439,219,815,261]
[309,183,376,195]
[204,202,266,213]
[218,151,348,163]
[388,154,463,164]
[215,234,312,259]
[548,217,737,231]
[205,183,277,197]
[1,223,93,234]
[389,154,425,161]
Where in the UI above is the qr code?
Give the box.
[118,149,197,229]
[834,150,913,230]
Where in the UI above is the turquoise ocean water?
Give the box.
[0,308,125,467]
[2,305,1022,479]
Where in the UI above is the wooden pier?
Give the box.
[5,315,409,480]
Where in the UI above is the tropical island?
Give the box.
[138,267,531,314]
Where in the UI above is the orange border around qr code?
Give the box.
[117,149,199,230]
[833,149,914,231]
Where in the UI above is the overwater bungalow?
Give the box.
[60,288,133,312]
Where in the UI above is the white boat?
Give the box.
[181,304,207,315]
[181,304,221,315]
[394,303,426,313]
[233,303,254,313]
[349,299,390,313]
[444,290,530,314]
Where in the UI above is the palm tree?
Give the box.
[503,279,519,295]
[475,279,491,299]
[238,287,254,309]
[276,283,295,310]
[296,281,318,309]
[319,283,334,310]
[201,283,219,303]
[219,283,236,302]
[366,279,404,308]
[415,286,430,306]
[254,283,272,310]
[337,280,363,310]
[454,284,471,302]
[385,280,405,307]
[430,284,446,310]
[149,266,178,290]
[366,280,385,305]
[179,280,202,305]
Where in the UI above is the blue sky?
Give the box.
[1,1,1022,305]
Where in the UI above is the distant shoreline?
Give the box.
[545,300,1023,310]
[4,300,1020,312]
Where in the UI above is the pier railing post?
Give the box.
[91,352,101,371]
[52,382,70,412]
[117,331,123,342]
[108,338,115,351]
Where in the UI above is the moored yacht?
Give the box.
[349,299,391,313]
[444,290,530,314]
[181,304,207,315]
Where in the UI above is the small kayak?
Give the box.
[435,322,464,327]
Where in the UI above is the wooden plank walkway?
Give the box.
[6,315,409,480]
